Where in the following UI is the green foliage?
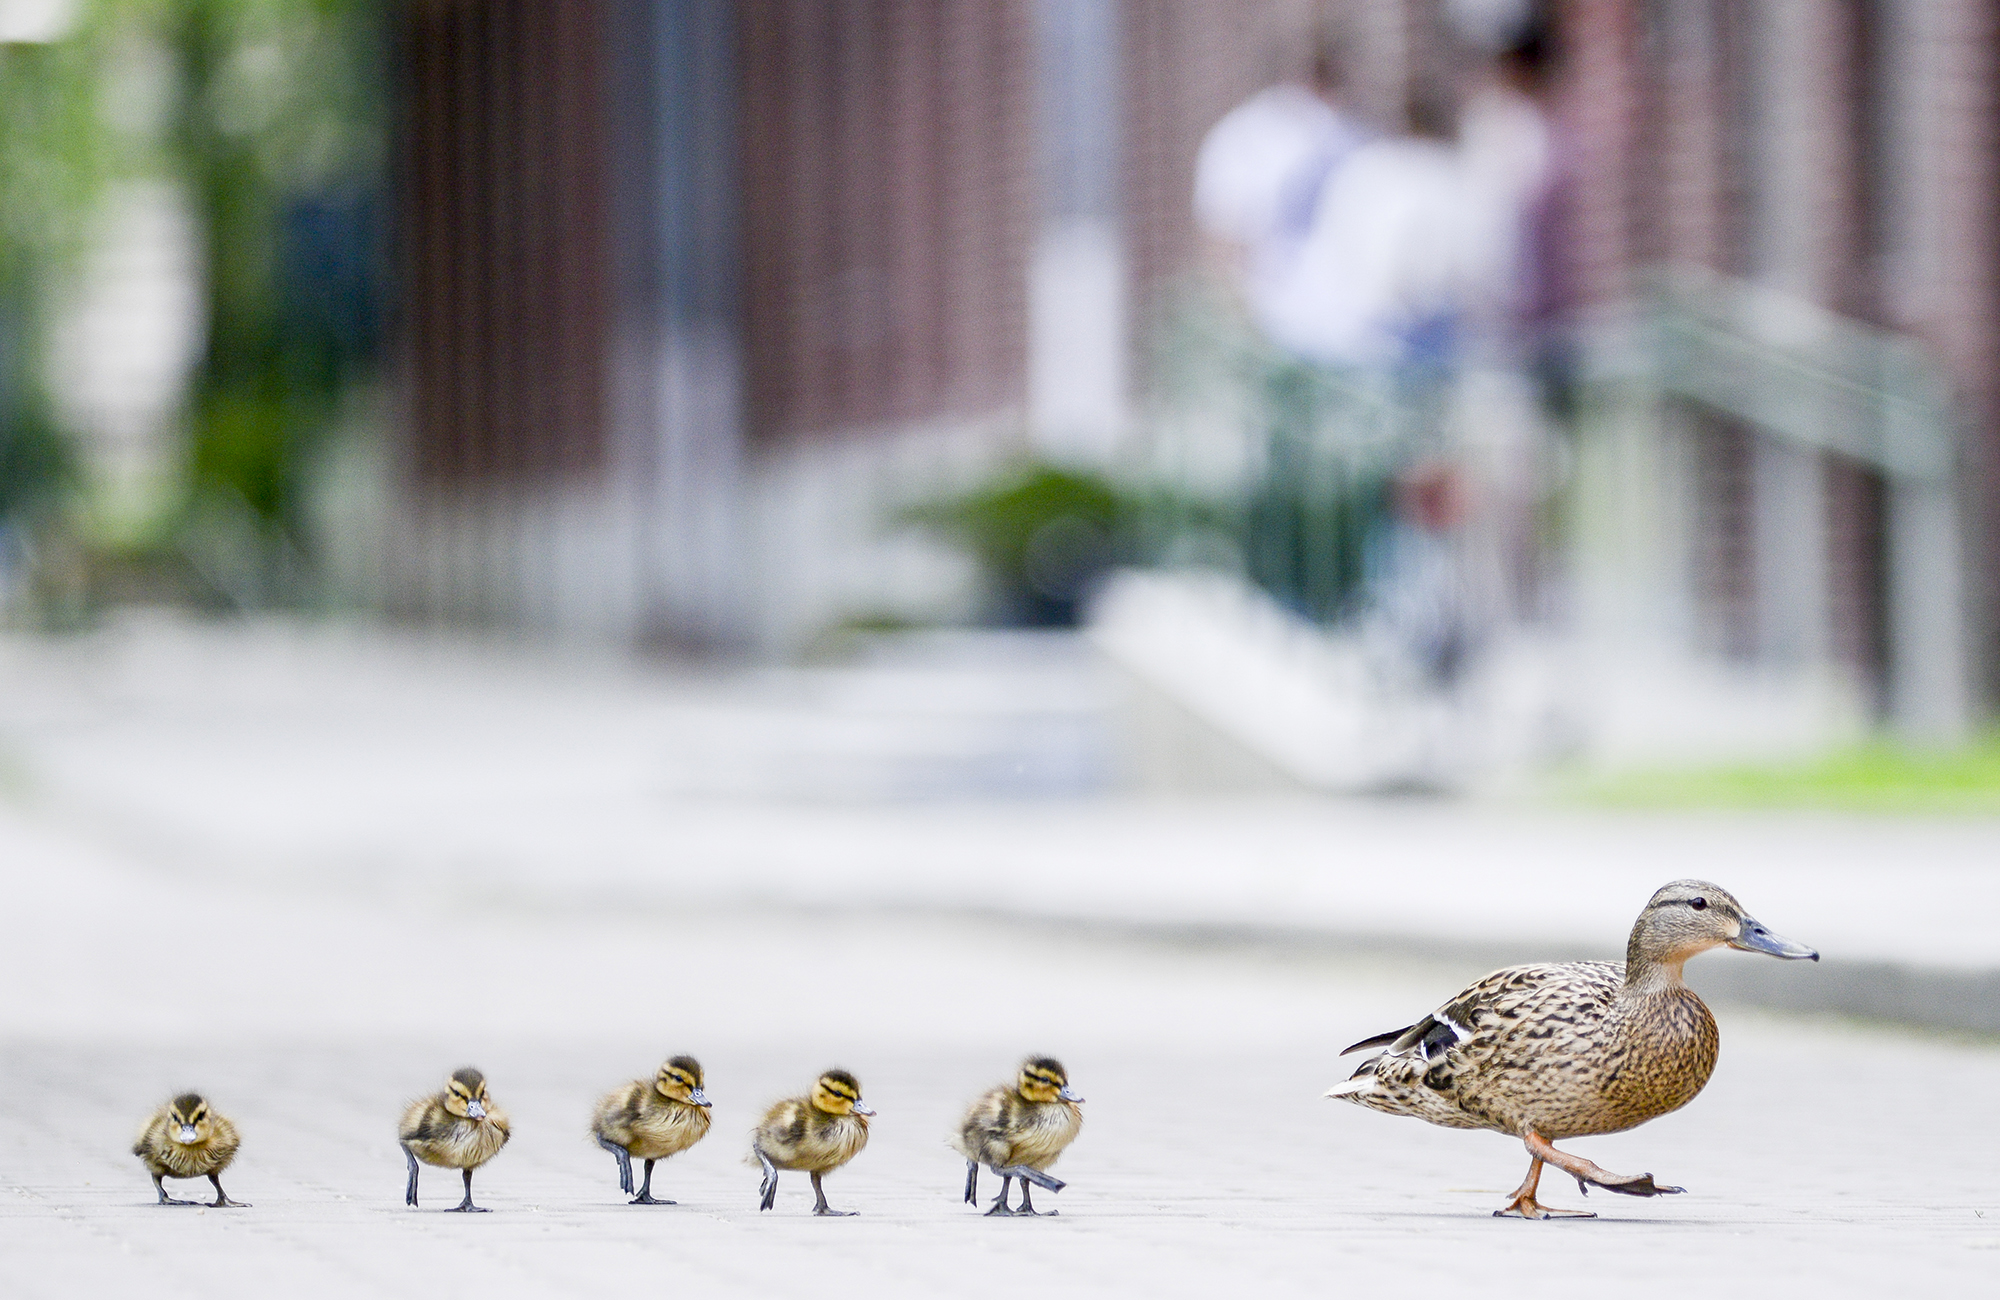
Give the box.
[0,8,113,530]
[907,463,1126,584]
[1578,734,2000,815]
[169,0,386,543]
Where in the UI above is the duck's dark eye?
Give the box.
[1690,897,1708,910]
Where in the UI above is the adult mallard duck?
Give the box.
[1327,879,1817,1219]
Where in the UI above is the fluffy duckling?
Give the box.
[751,1069,875,1216]
[592,1055,712,1205]
[133,1093,247,1207]
[953,1057,1084,1216]
[1328,880,1817,1218]
[399,1067,511,1212]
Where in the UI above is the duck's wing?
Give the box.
[1337,966,1534,1070]
[1327,962,1622,1122]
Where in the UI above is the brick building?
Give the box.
[370,0,1995,730]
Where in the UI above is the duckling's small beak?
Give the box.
[852,1102,876,1117]
[689,1088,712,1108]
[176,1124,200,1144]
[1058,1085,1084,1103]
[465,1100,488,1120]
[1728,916,1819,961]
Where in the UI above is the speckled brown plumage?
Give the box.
[1328,880,1817,1219]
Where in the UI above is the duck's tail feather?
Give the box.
[1340,1025,1413,1056]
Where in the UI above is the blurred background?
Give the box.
[3,0,1998,796]
[3,4,1999,1290]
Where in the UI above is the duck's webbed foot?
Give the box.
[153,1175,198,1207]
[984,1174,1015,1216]
[627,1159,675,1205]
[1492,1154,1594,1220]
[446,1168,490,1212]
[1584,1170,1684,1197]
[1013,1179,1056,1216]
[208,1175,249,1208]
[810,1171,857,1217]
[1522,1131,1684,1205]
[756,1151,778,1211]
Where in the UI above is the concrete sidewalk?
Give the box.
[3,615,1996,1033]
[0,800,1995,1298]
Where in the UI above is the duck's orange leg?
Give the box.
[1522,1130,1684,1200]
[1493,1153,1594,1219]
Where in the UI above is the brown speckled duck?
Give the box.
[952,1057,1083,1216]
[592,1056,712,1205]
[1327,879,1817,1219]
[134,1093,247,1207]
[752,1070,874,1216]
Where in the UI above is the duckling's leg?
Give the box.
[447,1167,490,1212]
[984,1173,1014,1216]
[207,1175,249,1208]
[402,1144,421,1208]
[596,1135,634,1196]
[1014,1179,1055,1216]
[152,1174,197,1207]
[810,1171,857,1217]
[629,1159,675,1206]
[963,1159,979,1206]
[1001,1165,1065,1194]
[1492,1155,1592,1220]
[1523,1130,1684,1201]
[757,1151,779,1211]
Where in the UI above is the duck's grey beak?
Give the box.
[689,1088,712,1108]
[852,1102,877,1117]
[176,1124,200,1144]
[1058,1085,1084,1103]
[1729,916,1819,961]
[466,1100,488,1120]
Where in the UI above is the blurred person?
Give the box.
[1268,84,1479,370]
[1192,37,1369,348]
[1455,13,1577,624]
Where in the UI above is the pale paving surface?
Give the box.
[2,614,1998,973]
[0,800,1997,1298]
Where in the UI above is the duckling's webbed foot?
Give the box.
[596,1134,634,1196]
[756,1151,778,1211]
[984,1175,1015,1216]
[1014,1181,1055,1216]
[446,1168,490,1212]
[152,1175,197,1207]
[810,1171,856,1217]
[208,1175,249,1208]
[629,1158,675,1205]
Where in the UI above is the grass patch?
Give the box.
[1576,734,2000,814]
